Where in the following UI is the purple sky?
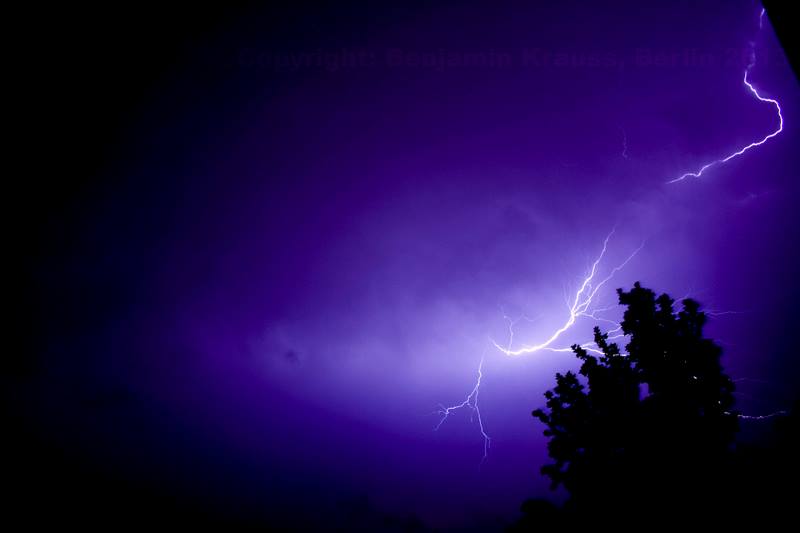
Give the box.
[25,1,800,529]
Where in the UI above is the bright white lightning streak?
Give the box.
[668,8,783,184]
[435,355,491,462]
[435,231,640,459]
[492,229,644,357]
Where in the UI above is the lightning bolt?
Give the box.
[668,8,783,183]
[435,230,641,459]
[730,377,789,421]
[499,309,538,353]
[492,229,643,357]
[435,355,491,463]
[736,410,788,420]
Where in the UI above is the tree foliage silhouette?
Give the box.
[530,283,738,519]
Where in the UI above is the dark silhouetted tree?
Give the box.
[523,283,739,524]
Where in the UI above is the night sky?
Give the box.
[12,1,800,530]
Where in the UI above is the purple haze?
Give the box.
[26,1,800,529]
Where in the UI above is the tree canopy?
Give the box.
[528,283,739,522]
